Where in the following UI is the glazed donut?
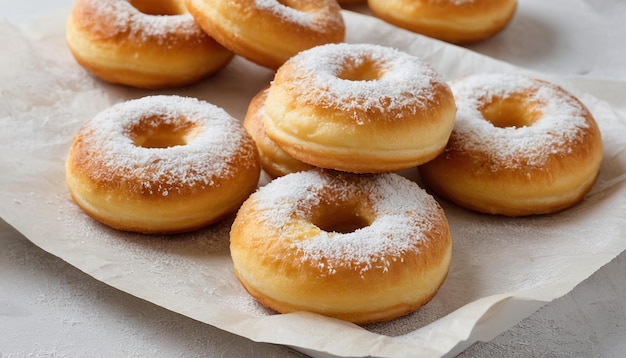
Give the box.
[185,0,345,69]
[65,95,261,233]
[262,43,457,173]
[243,87,314,177]
[367,0,518,44]
[230,169,452,324]
[419,73,604,216]
[66,0,234,89]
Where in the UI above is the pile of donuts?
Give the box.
[64,0,603,325]
[65,0,520,89]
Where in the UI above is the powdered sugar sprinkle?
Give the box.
[280,43,445,119]
[72,95,255,196]
[450,73,592,169]
[253,0,343,29]
[251,170,443,275]
[77,0,206,44]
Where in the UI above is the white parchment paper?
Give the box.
[1,10,625,358]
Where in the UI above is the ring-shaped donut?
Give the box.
[66,0,234,88]
[419,73,604,216]
[230,169,452,324]
[262,43,457,173]
[66,95,260,233]
[185,0,345,69]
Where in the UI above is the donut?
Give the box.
[230,169,452,324]
[65,95,261,234]
[367,0,518,44]
[419,73,604,216]
[262,43,457,173]
[66,0,234,89]
[185,0,345,69]
[243,87,314,177]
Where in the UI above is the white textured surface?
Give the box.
[1,0,626,357]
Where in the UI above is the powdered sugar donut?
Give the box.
[230,169,452,324]
[262,43,457,173]
[368,0,518,44]
[419,73,604,216]
[66,0,234,89]
[66,96,260,234]
[185,0,345,69]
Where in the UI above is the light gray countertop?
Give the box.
[2,1,625,356]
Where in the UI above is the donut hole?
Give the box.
[337,59,384,82]
[131,117,198,148]
[480,95,543,128]
[129,0,186,16]
[311,201,373,234]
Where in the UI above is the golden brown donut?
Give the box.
[185,0,345,69]
[66,0,234,89]
[243,87,314,177]
[230,169,452,324]
[367,0,518,44]
[262,43,457,173]
[66,95,261,234]
[419,73,604,216]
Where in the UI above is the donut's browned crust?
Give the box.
[368,0,518,44]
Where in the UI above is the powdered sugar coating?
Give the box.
[252,170,444,274]
[77,0,206,44]
[253,0,341,29]
[72,95,255,196]
[281,43,444,118]
[450,73,591,169]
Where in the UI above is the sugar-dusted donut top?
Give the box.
[253,0,344,30]
[76,0,204,42]
[73,95,255,196]
[278,43,447,119]
[252,170,443,274]
[450,73,592,169]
